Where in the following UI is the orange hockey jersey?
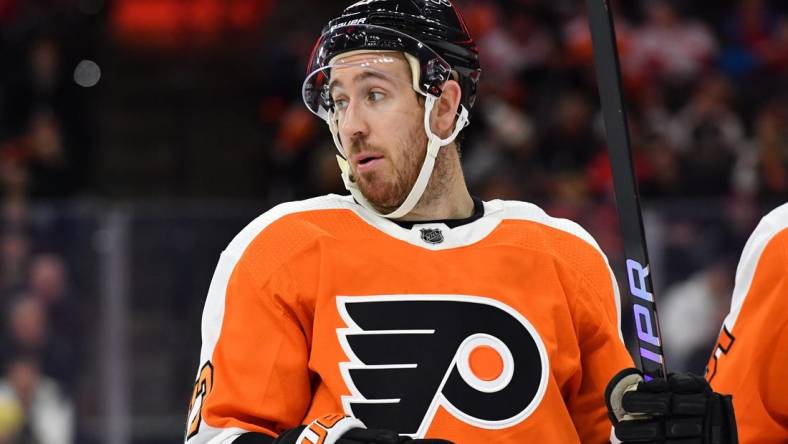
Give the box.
[707,203,788,443]
[185,195,634,443]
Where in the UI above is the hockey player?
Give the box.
[705,203,788,443]
[185,1,736,443]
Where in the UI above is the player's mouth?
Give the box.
[352,153,385,173]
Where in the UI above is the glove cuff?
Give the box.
[605,368,644,423]
[295,414,366,444]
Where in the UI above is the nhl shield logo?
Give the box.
[419,228,444,244]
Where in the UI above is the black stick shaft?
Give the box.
[585,0,667,380]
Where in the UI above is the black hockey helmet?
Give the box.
[303,0,482,119]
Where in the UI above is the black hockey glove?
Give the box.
[605,368,738,444]
[270,414,453,444]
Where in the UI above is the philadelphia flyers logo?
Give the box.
[336,295,549,437]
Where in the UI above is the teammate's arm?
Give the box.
[707,210,788,443]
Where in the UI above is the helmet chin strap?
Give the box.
[331,96,469,219]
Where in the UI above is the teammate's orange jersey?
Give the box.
[707,203,788,443]
[185,195,633,443]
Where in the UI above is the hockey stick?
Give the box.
[585,0,667,381]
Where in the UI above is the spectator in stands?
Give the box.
[669,73,744,196]
[734,99,788,198]
[752,100,787,197]
[763,15,788,75]
[462,92,537,197]
[537,91,596,202]
[0,354,74,444]
[26,109,71,198]
[638,136,685,198]
[719,0,777,77]
[3,296,47,359]
[629,0,717,85]
[1,34,62,136]
[478,6,555,82]
[0,154,29,203]
[0,387,22,444]
[28,253,66,307]
[636,82,674,140]
[660,258,735,373]
[1,30,88,197]
[0,230,30,294]
[268,102,321,200]
[0,199,28,234]
[562,2,638,82]
[1,295,74,391]
[0,108,73,199]
[27,253,78,391]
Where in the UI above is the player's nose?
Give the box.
[339,101,369,142]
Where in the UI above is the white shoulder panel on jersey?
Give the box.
[723,202,788,333]
[489,200,606,252]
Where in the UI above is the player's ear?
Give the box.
[430,80,462,139]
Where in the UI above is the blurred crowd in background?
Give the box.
[0,0,786,442]
[0,1,98,442]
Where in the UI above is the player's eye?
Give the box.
[367,91,385,103]
[333,97,349,111]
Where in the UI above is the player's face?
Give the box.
[329,53,428,213]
